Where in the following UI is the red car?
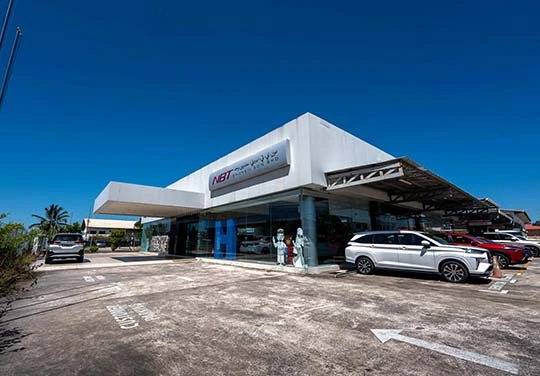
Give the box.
[440,233,529,269]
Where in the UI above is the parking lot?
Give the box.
[1,254,539,376]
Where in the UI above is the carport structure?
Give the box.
[325,157,488,214]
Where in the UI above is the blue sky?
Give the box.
[1,0,539,226]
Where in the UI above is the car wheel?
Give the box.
[355,256,375,275]
[440,260,469,283]
[78,256,84,263]
[530,246,540,257]
[494,254,510,269]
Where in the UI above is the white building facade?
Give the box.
[94,113,486,266]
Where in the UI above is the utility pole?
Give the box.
[0,0,15,51]
[0,26,22,108]
[0,0,22,110]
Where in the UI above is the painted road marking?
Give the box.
[510,279,517,284]
[106,305,139,329]
[479,289,510,294]
[129,303,159,322]
[98,284,122,293]
[488,281,506,291]
[96,275,105,280]
[177,276,194,282]
[83,276,95,283]
[371,329,519,375]
[106,302,159,329]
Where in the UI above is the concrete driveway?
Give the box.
[37,251,176,271]
[1,257,539,375]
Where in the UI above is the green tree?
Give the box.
[61,221,83,234]
[109,229,125,251]
[29,204,69,238]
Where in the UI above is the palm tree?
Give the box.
[30,204,69,238]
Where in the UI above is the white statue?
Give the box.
[292,227,306,268]
[273,228,287,266]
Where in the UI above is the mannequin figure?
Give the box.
[272,228,287,266]
[292,227,306,268]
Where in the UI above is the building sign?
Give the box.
[209,140,290,192]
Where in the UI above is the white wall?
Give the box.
[167,113,313,208]
[166,112,395,208]
[306,113,395,186]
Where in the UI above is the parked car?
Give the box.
[481,232,540,257]
[45,233,85,264]
[437,233,530,269]
[495,229,528,239]
[95,240,110,248]
[345,230,493,283]
[238,236,272,254]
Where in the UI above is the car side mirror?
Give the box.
[471,241,479,247]
[421,240,430,248]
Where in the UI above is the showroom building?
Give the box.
[94,113,492,267]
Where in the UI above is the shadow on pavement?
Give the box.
[0,326,30,354]
[337,262,492,285]
[111,255,175,262]
[45,258,90,264]
[504,265,528,271]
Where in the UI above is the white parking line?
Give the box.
[177,276,194,282]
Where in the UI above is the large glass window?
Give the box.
[164,189,372,267]
[315,194,371,264]
[202,191,301,263]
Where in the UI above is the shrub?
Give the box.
[87,245,99,253]
[0,214,39,319]
[110,229,125,251]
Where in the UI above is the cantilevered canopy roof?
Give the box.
[94,182,205,217]
[325,157,487,212]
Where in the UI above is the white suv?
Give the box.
[45,233,85,264]
[345,230,493,283]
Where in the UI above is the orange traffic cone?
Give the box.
[491,256,503,278]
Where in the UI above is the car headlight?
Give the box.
[465,248,485,255]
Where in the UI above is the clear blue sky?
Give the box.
[1,0,539,227]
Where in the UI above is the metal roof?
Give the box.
[325,157,487,212]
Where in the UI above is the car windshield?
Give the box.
[515,236,526,240]
[54,234,82,242]
[476,237,495,244]
[421,232,449,244]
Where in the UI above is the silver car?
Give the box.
[481,232,540,257]
[345,230,493,283]
[45,233,85,264]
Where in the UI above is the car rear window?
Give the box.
[53,234,83,242]
[351,234,373,244]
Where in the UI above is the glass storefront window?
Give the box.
[195,191,302,263]
[309,193,371,265]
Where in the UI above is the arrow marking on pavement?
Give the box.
[371,329,519,375]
